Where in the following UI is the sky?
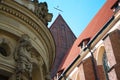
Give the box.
[39,0,106,37]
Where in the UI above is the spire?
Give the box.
[50,14,76,78]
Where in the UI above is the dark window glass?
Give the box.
[103,53,109,80]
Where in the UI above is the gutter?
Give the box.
[58,16,114,80]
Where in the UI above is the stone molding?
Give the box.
[0,3,42,34]
[0,1,56,79]
[0,2,55,66]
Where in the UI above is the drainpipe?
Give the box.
[89,49,99,80]
[58,16,114,80]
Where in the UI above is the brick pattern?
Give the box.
[108,69,117,80]
[104,35,116,68]
[57,0,117,73]
[83,57,96,80]
[109,29,120,80]
[50,14,76,78]
[104,29,120,80]
[97,65,106,80]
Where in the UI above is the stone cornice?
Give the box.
[0,3,42,33]
[0,0,53,25]
[0,0,55,74]
[0,1,49,47]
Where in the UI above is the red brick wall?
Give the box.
[104,29,120,80]
[83,57,96,80]
[97,65,106,80]
[109,29,120,80]
[50,15,76,78]
[104,36,117,80]
[104,35,116,68]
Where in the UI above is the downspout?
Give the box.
[89,49,99,80]
[58,16,114,80]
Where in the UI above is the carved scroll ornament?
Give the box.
[14,34,33,80]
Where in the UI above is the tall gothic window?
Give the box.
[102,52,110,80]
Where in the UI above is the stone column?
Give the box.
[38,57,45,80]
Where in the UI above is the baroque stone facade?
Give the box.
[0,0,55,80]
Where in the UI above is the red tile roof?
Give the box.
[59,0,117,71]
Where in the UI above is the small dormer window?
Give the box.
[111,1,120,13]
[78,38,90,49]
[80,41,85,49]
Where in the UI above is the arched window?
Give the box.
[102,52,110,80]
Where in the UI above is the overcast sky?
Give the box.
[39,0,106,37]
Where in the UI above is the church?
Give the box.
[52,0,120,80]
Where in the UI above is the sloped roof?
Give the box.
[50,14,76,77]
[59,0,117,71]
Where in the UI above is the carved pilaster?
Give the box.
[14,34,33,80]
[38,57,45,80]
[34,2,53,26]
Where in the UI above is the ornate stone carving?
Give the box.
[0,0,52,34]
[0,3,40,31]
[0,38,11,57]
[34,2,53,25]
[33,0,39,3]
[14,34,33,80]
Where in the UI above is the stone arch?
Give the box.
[96,44,110,80]
[96,45,106,65]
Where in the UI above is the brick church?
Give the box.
[50,0,120,80]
